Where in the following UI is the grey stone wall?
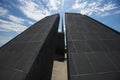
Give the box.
[66,13,120,80]
[0,14,59,80]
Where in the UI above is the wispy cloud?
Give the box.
[72,0,118,16]
[8,15,24,24]
[0,19,27,33]
[28,21,34,25]
[0,0,64,46]
[73,1,87,10]
[47,0,60,10]
[100,1,117,12]
[47,0,63,11]
[0,0,64,34]
[18,0,64,21]
[0,7,27,33]
[101,12,110,17]
[0,7,8,16]
[18,0,50,21]
[114,10,120,14]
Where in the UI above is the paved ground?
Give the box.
[52,60,67,80]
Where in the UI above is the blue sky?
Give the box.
[0,0,120,47]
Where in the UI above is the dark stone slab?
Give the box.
[66,13,120,80]
[103,40,120,51]
[73,41,91,52]
[0,14,60,80]
[87,40,108,52]
[74,72,120,80]
[67,41,76,53]
[87,52,117,72]
[68,33,86,41]
[71,53,95,74]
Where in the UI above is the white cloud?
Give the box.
[100,2,117,12]
[0,6,27,33]
[28,21,34,25]
[114,10,120,14]
[101,12,110,17]
[18,0,50,21]
[0,7,8,16]
[72,0,118,16]
[73,1,87,9]
[8,15,24,24]
[47,0,62,10]
[0,7,25,23]
[0,19,27,33]
[17,0,65,21]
